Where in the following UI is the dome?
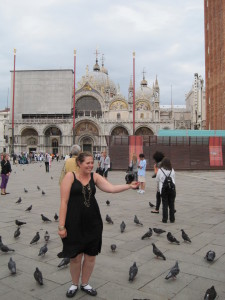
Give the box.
[100,65,108,75]
[88,71,117,95]
[136,85,152,100]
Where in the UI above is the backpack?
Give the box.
[161,169,175,192]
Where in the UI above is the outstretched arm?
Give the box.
[94,172,139,193]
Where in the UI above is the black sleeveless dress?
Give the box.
[58,172,103,258]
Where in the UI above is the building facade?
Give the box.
[0,108,10,153]
[9,58,193,156]
[204,0,225,129]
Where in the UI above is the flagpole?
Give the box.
[133,51,135,135]
[12,48,16,156]
[73,49,76,144]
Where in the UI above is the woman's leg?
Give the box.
[81,254,96,285]
[155,191,161,210]
[161,193,168,223]
[70,253,83,285]
[168,191,175,222]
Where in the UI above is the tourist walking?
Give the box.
[156,157,176,223]
[1,153,12,195]
[45,153,51,172]
[58,152,139,297]
[137,153,147,194]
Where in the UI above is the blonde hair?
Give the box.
[132,154,137,164]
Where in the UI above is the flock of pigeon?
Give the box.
[0,180,71,288]
[105,199,218,300]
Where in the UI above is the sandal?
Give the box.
[81,284,97,296]
[151,210,159,214]
[66,285,78,298]
[1,193,6,195]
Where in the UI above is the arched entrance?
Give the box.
[21,128,38,153]
[44,126,62,154]
[111,126,129,136]
[80,136,94,153]
[135,127,154,136]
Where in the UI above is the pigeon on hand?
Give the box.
[181,229,191,243]
[54,213,59,221]
[34,267,43,285]
[38,244,48,256]
[24,188,28,193]
[14,227,21,238]
[120,221,126,233]
[42,190,45,195]
[8,257,16,274]
[15,220,26,226]
[134,215,143,226]
[205,250,216,262]
[141,228,152,239]
[41,214,51,222]
[149,201,156,208]
[44,231,50,242]
[106,214,114,224]
[153,228,166,235]
[111,244,117,252]
[58,257,70,268]
[152,243,166,260]
[37,185,40,190]
[106,200,110,206]
[165,261,180,280]
[30,232,40,245]
[167,232,180,245]
[25,205,32,212]
[204,285,217,300]
[129,262,138,282]
[16,197,22,204]
[1,244,15,253]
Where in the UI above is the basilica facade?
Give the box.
[9,57,191,156]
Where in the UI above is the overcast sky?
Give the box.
[0,0,204,109]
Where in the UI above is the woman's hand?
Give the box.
[130,181,140,189]
[58,228,67,238]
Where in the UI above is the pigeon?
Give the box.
[120,221,126,233]
[141,228,153,240]
[149,201,155,208]
[34,267,43,285]
[51,176,53,180]
[1,245,15,253]
[54,213,59,221]
[134,215,143,226]
[58,257,70,268]
[106,200,110,206]
[111,244,117,252]
[152,243,166,260]
[41,214,51,222]
[16,197,22,204]
[106,214,114,224]
[8,257,16,274]
[24,188,28,193]
[15,220,26,226]
[25,205,32,212]
[181,229,191,243]
[167,232,180,244]
[153,228,166,235]
[14,227,21,238]
[38,244,48,256]
[42,190,45,195]
[0,236,3,247]
[44,231,50,242]
[37,185,40,190]
[165,261,180,280]
[30,232,40,245]
[129,262,138,281]
[204,285,217,300]
[205,250,216,262]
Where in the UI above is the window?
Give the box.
[117,113,121,120]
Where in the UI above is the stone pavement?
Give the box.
[0,160,225,300]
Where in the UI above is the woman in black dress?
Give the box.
[1,153,12,195]
[58,152,139,298]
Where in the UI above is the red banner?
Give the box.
[209,137,223,166]
[129,136,143,163]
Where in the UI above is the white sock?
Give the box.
[69,284,78,291]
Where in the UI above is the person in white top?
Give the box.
[156,157,176,223]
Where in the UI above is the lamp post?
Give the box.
[133,51,135,135]
[12,48,16,156]
[73,49,76,144]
